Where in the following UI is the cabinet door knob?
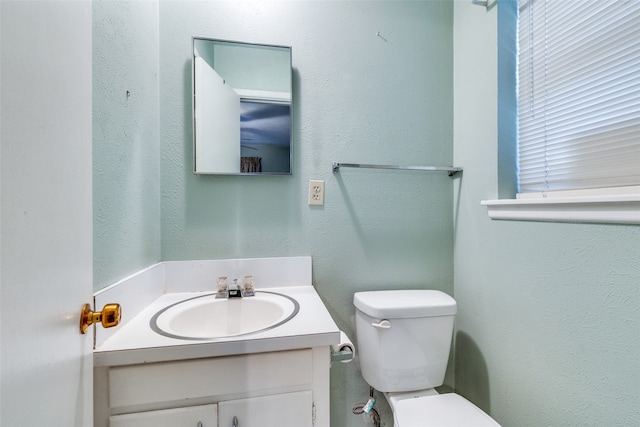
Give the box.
[80,303,121,334]
[232,416,238,427]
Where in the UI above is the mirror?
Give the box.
[192,38,292,175]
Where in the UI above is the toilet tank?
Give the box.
[354,290,456,392]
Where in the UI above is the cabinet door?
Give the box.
[218,391,312,427]
[110,404,217,427]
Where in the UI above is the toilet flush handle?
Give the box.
[371,319,391,329]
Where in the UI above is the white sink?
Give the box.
[150,291,299,340]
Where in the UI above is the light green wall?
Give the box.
[453,2,640,426]
[93,1,161,290]
[159,2,453,426]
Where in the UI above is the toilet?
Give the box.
[354,290,501,427]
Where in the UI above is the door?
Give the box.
[194,56,241,173]
[1,2,93,426]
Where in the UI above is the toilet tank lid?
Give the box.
[353,290,456,319]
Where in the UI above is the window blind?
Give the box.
[517,0,640,195]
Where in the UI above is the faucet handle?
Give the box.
[215,276,229,298]
[242,276,255,296]
[217,276,228,292]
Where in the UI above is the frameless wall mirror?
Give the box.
[192,38,293,175]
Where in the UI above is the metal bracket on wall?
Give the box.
[471,0,497,10]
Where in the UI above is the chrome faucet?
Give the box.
[216,277,254,299]
[228,279,242,298]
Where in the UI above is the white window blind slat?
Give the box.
[517,0,640,194]
[525,108,640,142]
[520,134,640,162]
[519,115,640,154]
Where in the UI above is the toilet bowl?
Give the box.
[354,290,500,427]
[391,392,499,427]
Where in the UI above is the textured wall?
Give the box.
[158,2,454,426]
[93,1,161,290]
[453,2,640,426]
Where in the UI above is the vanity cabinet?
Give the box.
[95,347,329,427]
[110,404,217,427]
[218,391,313,426]
[109,393,312,427]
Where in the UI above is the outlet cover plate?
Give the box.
[308,179,325,206]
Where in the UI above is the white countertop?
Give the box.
[94,285,341,367]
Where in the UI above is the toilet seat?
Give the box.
[394,393,501,427]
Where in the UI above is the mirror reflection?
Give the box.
[192,38,292,175]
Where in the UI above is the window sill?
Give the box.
[481,194,640,225]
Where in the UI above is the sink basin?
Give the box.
[150,291,299,340]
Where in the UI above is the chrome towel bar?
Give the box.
[332,161,462,176]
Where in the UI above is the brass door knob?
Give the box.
[80,303,121,334]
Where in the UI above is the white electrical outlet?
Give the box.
[308,179,325,206]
